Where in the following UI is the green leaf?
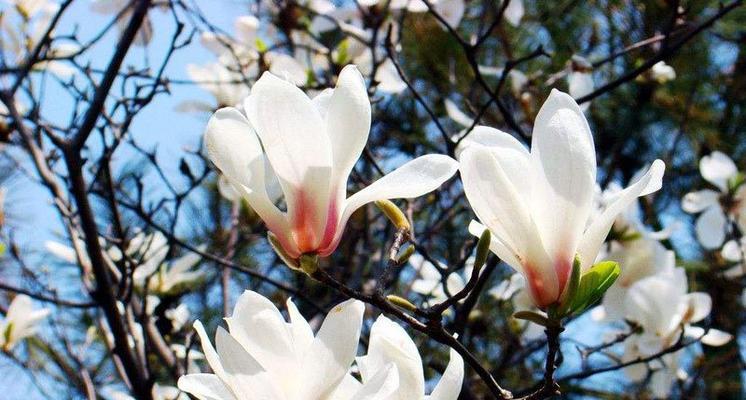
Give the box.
[728,172,744,192]
[569,261,620,315]
[557,255,581,317]
[335,38,350,65]
[0,242,5,257]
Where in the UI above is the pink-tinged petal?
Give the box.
[530,89,597,288]
[578,159,665,271]
[319,154,458,256]
[681,189,720,213]
[695,206,727,250]
[460,146,556,306]
[203,107,295,255]
[700,151,737,192]
[245,72,334,253]
[319,66,371,248]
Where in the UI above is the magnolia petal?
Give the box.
[361,316,424,400]
[567,72,593,111]
[234,15,259,46]
[224,291,294,379]
[245,72,335,251]
[435,0,466,29]
[467,220,522,272]
[204,108,290,245]
[700,328,733,346]
[325,65,371,207]
[684,292,712,323]
[267,53,307,87]
[328,374,363,400]
[695,206,727,249]
[311,88,334,119]
[504,0,524,27]
[323,155,457,255]
[193,321,229,381]
[428,348,464,400]
[301,299,365,399]
[531,89,597,275]
[177,373,237,400]
[700,151,737,192]
[285,297,315,354]
[214,327,278,400]
[244,73,332,185]
[681,189,720,213]
[721,239,743,262]
[461,146,556,304]
[457,126,532,196]
[353,363,400,400]
[578,159,665,271]
[374,59,407,94]
[444,99,474,129]
[460,146,538,260]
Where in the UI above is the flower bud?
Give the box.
[375,200,411,231]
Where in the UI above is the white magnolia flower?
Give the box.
[503,0,524,27]
[720,238,746,278]
[178,290,399,400]
[432,0,466,29]
[567,56,594,112]
[2,1,79,78]
[333,24,408,94]
[458,89,664,307]
[594,238,675,321]
[681,151,746,249]
[622,336,686,399]
[107,231,204,294]
[204,65,457,259]
[409,254,474,306]
[0,294,50,351]
[200,15,261,60]
[165,304,191,332]
[131,247,204,295]
[488,273,525,301]
[356,315,464,400]
[90,0,155,46]
[624,266,732,351]
[650,61,676,84]
[185,61,250,110]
